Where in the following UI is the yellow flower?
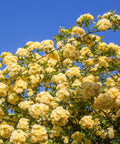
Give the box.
[84,139,91,144]
[17,118,29,131]
[66,67,81,77]
[107,87,120,100]
[81,81,100,99]
[0,124,14,139]
[97,42,108,52]
[62,136,69,143]
[104,77,116,87]
[0,82,8,97]
[28,103,49,119]
[10,129,28,144]
[71,131,84,142]
[50,106,70,126]
[102,12,112,19]
[51,73,67,84]
[71,26,85,37]
[16,48,27,57]
[108,42,120,53]
[97,19,112,31]
[71,140,78,144]
[63,58,73,66]
[49,125,62,138]
[40,40,54,53]
[72,79,81,87]
[56,81,70,90]
[63,43,79,61]
[36,91,54,105]
[18,100,34,110]
[107,127,114,139]
[85,58,94,66]
[77,13,94,23]
[8,93,19,105]
[31,124,48,143]
[13,78,28,93]
[3,55,18,65]
[28,63,44,74]
[26,41,34,46]
[98,56,109,67]
[80,47,92,58]
[94,93,113,110]
[45,67,56,73]
[56,90,70,101]
[7,63,21,77]
[79,115,94,129]
[113,96,120,109]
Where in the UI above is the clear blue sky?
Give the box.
[0,0,120,54]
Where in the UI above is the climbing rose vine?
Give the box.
[0,10,120,144]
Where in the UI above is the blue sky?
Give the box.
[0,0,120,54]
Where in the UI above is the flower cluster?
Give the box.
[56,89,70,101]
[0,124,14,139]
[36,91,54,106]
[81,81,100,99]
[0,82,8,97]
[97,19,112,31]
[79,115,94,129]
[17,118,29,131]
[77,13,94,23]
[63,43,79,61]
[66,67,81,77]
[50,107,70,126]
[49,125,62,138]
[28,103,49,119]
[71,131,84,143]
[71,26,85,37]
[51,73,67,84]
[10,129,28,144]
[31,125,48,143]
[94,93,113,110]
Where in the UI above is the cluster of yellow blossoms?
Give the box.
[66,67,81,77]
[31,125,48,143]
[17,118,29,131]
[81,75,100,99]
[2,52,22,78]
[97,19,112,31]
[51,73,67,84]
[0,124,14,139]
[0,82,8,97]
[94,93,113,110]
[10,129,28,144]
[0,11,120,143]
[71,131,84,143]
[79,115,94,129]
[28,103,49,119]
[77,13,94,23]
[50,106,70,126]
[63,43,79,61]
[71,26,85,37]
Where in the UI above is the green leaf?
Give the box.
[9,113,16,116]
[48,139,53,144]
[17,114,22,118]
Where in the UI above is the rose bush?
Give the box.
[0,10,120,144]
